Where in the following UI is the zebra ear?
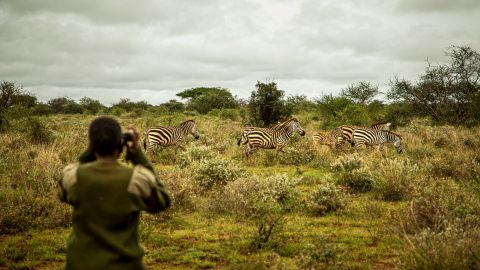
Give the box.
[386,123,391,127]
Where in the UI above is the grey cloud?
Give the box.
[1,0,479,104]
[396,0,480,13]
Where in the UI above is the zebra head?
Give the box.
[290,118,306,136]
[190,121,200,140]
[181,120,200,140]
[393,134,402,154]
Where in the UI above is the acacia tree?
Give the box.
[248,81,292,126]
[340,81,379,105]
[388,45,480,125]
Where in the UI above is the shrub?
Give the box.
[331,154,376,193]
[306,182,347,216]
[177,145,216,168]
[297,238,341,269]
[403,178,480,233]
[374,159,419,201]
[0,189,70,234]
[193,158,246,191]
[158,169,197,212]
[210,174,298,248]
[277,145,316,166]
[27,117,53,144]
[401,226,480,270]
[208,108,240,121]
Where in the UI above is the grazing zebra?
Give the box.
[242,118,306,157]
[143,120,199,153]
[237,121,284,146]
[334,123,392,149]
[370,122,391,131]
[352,128,402,154]
[312,129,342,148]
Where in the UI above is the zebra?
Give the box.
[143,120,199,153]
[334,122,392,149]
[242,118,306,157]
[370,122,391,131]
[352,127,403,154]
[237,121,284,146]
[312,129,342,149]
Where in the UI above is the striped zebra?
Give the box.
[312,129,342,148]
[370,122,391,131]
[242,118,306,157]
[237,121,284,146]
[334,122,392,149]
[143,120,199,153]
[352,127,403,154]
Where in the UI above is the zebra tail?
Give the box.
[237,137,242,146]
[143,135,147,150]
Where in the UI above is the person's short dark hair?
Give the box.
[89,116,122,156]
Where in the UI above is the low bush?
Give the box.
[210,174,299,248]
[26,117,53,144]
[0,189,70,234]
[306,182,347,215]
[401,226,480,270]
[374,159,419,201]
[193,158,246,191]
[177,145,216,168]
[331,154,376,193]
[297,238,342,269]
[403,178,480,234]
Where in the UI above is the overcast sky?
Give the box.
[1,0,479,105]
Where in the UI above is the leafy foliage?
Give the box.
[177,87,239,114]
[248,81,292,126]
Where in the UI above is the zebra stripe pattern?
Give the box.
[312,129,342,148]
[243,118,306,157]
[334,123,392,149]
[370,122,391,131]
[144,120,199,153]
[352,128,402,154]
[237,122,284,146]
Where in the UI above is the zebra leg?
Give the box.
[275,145,285,156]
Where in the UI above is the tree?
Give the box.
[1,81,24,110]
[340,81,379,105]
[177,87,238,114]
[388,45,480,125]
[47,97,83,114]
[248,81,292,126]
[79,97,104,114]
[158,99,185,113]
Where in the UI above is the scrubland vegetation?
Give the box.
[1,113,480,269]
[1,45,479,269]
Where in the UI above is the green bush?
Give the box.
[374,159,419,201]
[401,226,480,270]
[306,182,347,216]
[177,145,216,168]
[297,238,341,269]
[210,174,299,248]
[331,154,376,193]
[193,158,246,191]
[0,189,70,234]
[27,117,53,144]
[403,178,480,233]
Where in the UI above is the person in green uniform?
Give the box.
[58,116,171,270]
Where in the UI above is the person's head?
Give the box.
[89,116,122,158]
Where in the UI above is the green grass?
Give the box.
[0,165,403,269]
[2,114,478,269]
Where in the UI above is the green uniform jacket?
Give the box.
[58,149,171,270]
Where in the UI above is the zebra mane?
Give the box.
[371,122,390,126]
[276,118,298,129]
[179,119,195,126]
